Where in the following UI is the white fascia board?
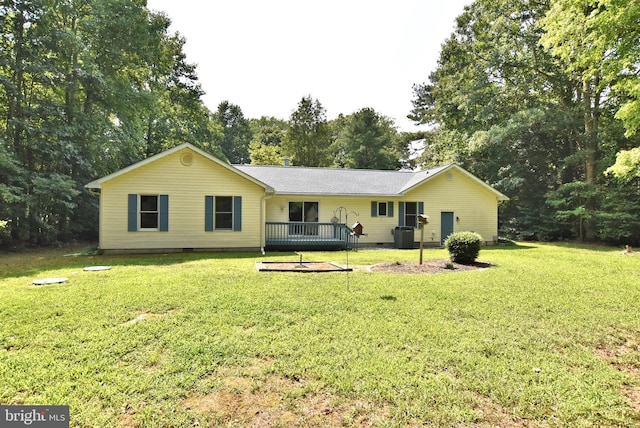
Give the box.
[86,143,274,193]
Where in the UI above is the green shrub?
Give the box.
[0,220,11,246]
[445,231,483,264]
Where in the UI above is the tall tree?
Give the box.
[212,101,252,164]
[539,0,640,240]
[330,108,400,169]
[541,0,640,137]
[282,95,331,167]
[0,0,153,243]
[0,0,214,246]
[142,15,219,158]
[248,116,287,165]
[410,0,635,242]
[540,1,640,241]
[539,1,605,193]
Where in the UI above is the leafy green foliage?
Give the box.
[330,107,400,169]
[444,231,483,264]
[282,96,331,167]
[212,101,252,164]
[248,116,287,165]
[595,177,640,244]
[142,21,218,157]
[411,0,640,244]
[546,182,598,242]
[0,0,215,247]
[0,219,10,246]
[540,0,640,137]
[605,148,640,181]
[31,173,81,244]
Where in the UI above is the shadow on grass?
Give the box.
[485,242,537,251]
[498,241,627,253]
[1,242,536,281]
[0,246,299,281]
[545,241,629,253]
[0,241,623,281]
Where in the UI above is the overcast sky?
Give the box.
[145,0,471,132]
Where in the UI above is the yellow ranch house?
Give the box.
[86,143,509,253]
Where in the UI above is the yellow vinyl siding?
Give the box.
[405,169,499,244]
[263,168,500,247]
[364,200,401,244]
[265,195,399,245]
[96,146,501,251]
[99,148,264,251]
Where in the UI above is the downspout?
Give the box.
[260,193,274,254]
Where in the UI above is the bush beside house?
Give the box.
[445,231,483,264]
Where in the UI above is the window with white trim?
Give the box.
[289,201,318,222]
[215,196,233,230]
[139,195,159,229]
[205,195,242,231]
[371,201,394,218]
[378,202,388,216]
[289,201,319,235]
[127,194,168,232]
[404,201,418,228]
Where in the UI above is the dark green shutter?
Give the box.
[398,202,405,226]
[159,195,169,231]
[205,196,214,231]
[388,201,394,217]
[233,196,242,231]
[128,194,137,232]
[371,201,377,217]
[417,201,424,229]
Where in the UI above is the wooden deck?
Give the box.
[265,222,357,251]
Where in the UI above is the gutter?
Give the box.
[260,193,274,254]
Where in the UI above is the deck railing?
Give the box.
[265,222,356,250]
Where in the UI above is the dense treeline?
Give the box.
[246,96,405,169]
[410,0,640,245]
[0,1,404,248]
[2,0,639,248]
[0,0,218,246]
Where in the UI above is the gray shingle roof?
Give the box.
[85,143,507,201]
[234,164,452,196]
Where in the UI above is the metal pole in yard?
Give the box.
[418,215,429,265]
[419,226,425,265]
[346,245,350,291]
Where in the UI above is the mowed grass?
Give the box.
[1,243,639,427]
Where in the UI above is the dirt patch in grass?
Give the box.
[368,260,493,274]
[121,309,178,326]
[594,332,640,414]
[470,393,530,427]
[256,261,351,272]
[182,358,390,427]
[117,412,136,428]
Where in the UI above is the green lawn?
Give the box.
[1,243,639,427]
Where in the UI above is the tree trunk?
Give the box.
[8,12,26,163]
[583,77,599,185]
[146,113,155,157]
[582,76,600,241]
